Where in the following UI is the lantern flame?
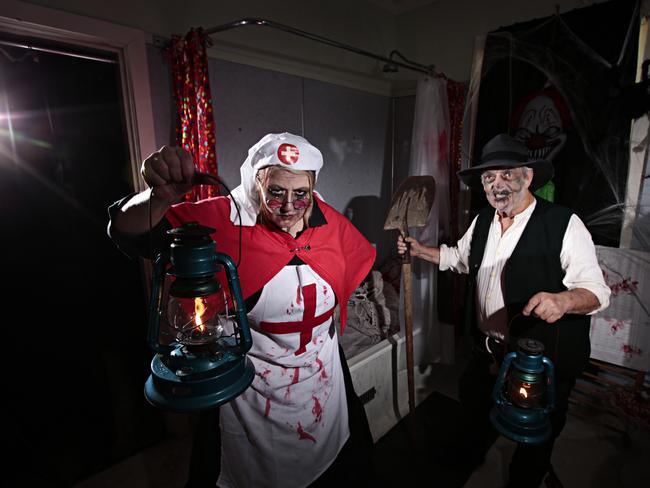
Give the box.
[519,387,528,398]
[194,298,206,332]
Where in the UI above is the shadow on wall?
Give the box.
[344,195,394,269]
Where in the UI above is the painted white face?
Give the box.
[258,167,312,234]
[514,94,567,161]
[481,167,533,216]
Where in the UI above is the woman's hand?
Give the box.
[142,146,196,205]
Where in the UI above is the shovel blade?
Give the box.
[383,175,436,233]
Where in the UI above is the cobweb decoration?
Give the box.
[461,0,644,248]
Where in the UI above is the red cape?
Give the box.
[166,196,376,333]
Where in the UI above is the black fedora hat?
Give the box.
[457,134,554,191]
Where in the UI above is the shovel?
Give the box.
[384,175,436,422]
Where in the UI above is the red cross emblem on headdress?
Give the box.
[277,143,300,165]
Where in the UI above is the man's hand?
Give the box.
[522,292,570,323]
[523,288,601,323]
[142,146,195,205]
[396,235,440,264]
[397,235,422,257]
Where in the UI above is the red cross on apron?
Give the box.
[260,283,335,355]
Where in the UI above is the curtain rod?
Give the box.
[0,38,116,64]
[204,17,435,76]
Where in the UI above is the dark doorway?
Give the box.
[1,35,164,486]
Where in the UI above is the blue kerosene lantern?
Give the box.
[144,221,255,411]
[490,338,556,444]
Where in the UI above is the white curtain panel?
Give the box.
[399,77,452,365]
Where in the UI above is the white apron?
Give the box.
[217,263,349,488]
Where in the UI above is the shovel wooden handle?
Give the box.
[402,261,416,419]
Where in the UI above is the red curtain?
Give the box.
[167,28,218,201]
[445,78,467,332]
[446,78,467,242]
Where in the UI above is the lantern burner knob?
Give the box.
[517,338,544,356]
[167,221,216,238]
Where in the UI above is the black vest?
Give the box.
[466,197,591,378]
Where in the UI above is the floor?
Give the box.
[75,347,650,488]
[372,354,650,488]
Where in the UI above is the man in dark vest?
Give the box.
[397,133,610,487]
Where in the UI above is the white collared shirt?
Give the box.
[439,199,610,339]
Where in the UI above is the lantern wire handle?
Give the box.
[192,171,243,269]
[146,170,243,268]
[508,312,522,329]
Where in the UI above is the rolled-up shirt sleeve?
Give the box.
[560,214,611,313]
[439,216,477,274]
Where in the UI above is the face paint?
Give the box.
[482,168,532,216]
[258,168,312,234]
[264,189,311,210]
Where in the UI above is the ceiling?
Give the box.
[364,0,441,15]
